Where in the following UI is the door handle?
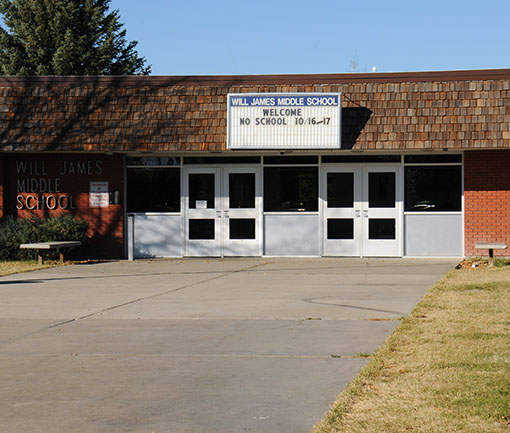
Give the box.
[363,210,368,218]
[216,210,222,218]
[224,210,229,218]
[355,210,361,218]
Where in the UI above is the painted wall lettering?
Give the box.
[16,194,75,210]
[15,159,104,211]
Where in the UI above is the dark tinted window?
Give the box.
[229,219,256,239]
[189,173,215,209]
[404,155,462,164]
[264,167,318,211]
[264,156,318,165]
[327,172,354,208]
[126,157,180,166]
[127,168,180,212]
[322,155,401,163]
[229,173,255,208]
[189,219,215,239]
[369,172,396,208]
[405,166,461,211]
[184,157,260,164]
[327,219,354,239]
[369,219,396,239]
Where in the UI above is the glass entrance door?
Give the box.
[184,167,221,256]
[361,167,401,257]
[184,166,261,257]
[222,167,262,256]
[322,165,401,257]
[323,167,361,256]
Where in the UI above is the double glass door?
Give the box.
[322,165,401,257]
[184,167,262,257]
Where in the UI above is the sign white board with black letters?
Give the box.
[227,93,342,149]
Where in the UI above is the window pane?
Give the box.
[369,219,395,239]
[323,155,401,163]
[229,219,255,239]
[189,219,215,240]
[327,173,354,208]
[405,166,461,211]
[126,157,180,166]
[264,167,318,211]
[127,168,180,212]
[184,156,260,164]
[404,155,461,164]
[327,219,354,239]
[189,173,214,209]
[229,174,255,208]
[264,156,318,164]
[369,172,395,208]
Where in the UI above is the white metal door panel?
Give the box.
[222,167,262,256]
[361,166,401,257]
[322,166,361,256]
[184,167,221,257]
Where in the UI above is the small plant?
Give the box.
[493,257,510,267]
[0,215,89,260]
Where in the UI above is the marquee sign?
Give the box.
[227,93,341,149]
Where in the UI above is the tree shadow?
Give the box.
[0,76,374,259]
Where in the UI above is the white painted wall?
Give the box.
[404,214,462,257]
[264,214,319,256]
[133,214,181,257]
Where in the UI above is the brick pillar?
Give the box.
[464,150,510,256]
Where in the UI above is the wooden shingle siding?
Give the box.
[0,69,509,152]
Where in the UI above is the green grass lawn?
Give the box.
[314,264,510,433]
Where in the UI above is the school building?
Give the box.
[0,69,509,258]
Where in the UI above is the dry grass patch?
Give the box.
[0,260,57,276]
[314,266,510,433]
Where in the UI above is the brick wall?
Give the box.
[3,153,124,258]
[464,150,510,256]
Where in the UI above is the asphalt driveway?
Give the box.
[0,258,457,433]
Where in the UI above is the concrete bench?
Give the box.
[474,242,507,266]
[20,241,82,265]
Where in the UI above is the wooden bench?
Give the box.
[20,241,82,265]
[474,242,507,266]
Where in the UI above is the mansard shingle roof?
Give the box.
[0,68,509,152]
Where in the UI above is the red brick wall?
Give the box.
[464,150,510,256]
[3,153,124,258]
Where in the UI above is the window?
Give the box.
[327,172,354,208]
[229,219,256,239]
[126,157,180,166]
[327,219,354,239]
[369,219,396,239]
[127,168,180,212]
[229,173,255,208]
[322,155,401,163]
[404,155,461,164]
[264,156,318,165]
[369,172,396,208]
[183,156,260,164]
[189,173,214,209]
[405,166,461,211]
[264,167,318,212]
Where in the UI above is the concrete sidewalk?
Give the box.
[0,258,457,433]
